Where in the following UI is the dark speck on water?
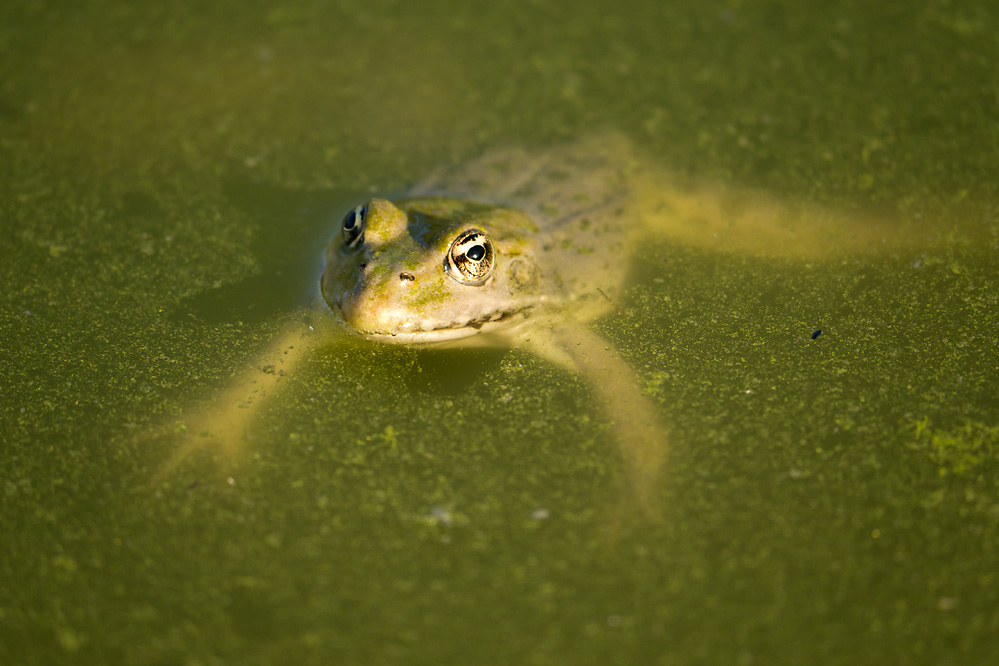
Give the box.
[811,330,822,340]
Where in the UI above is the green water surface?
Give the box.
[2,1,998,664]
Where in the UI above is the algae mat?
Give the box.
[1,1,997,664]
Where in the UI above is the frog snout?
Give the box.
[334,272,412,332]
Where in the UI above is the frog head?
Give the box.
[321,197,543,344]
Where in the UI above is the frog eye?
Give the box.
[341,205,367,248]
[444,229,495,286]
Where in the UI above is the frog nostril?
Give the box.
[359,263,368,270]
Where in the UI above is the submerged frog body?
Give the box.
[153,134,670,509]
[321,134,637,349]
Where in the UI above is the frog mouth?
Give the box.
[357,307,531,345]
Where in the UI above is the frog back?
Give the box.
[409,133,640,312]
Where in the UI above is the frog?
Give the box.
[153,131,931,510]
[321,133,638,353]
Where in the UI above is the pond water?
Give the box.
[2,1,997,664]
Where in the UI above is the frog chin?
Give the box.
[358,309,531,346]
[361,327,488,345]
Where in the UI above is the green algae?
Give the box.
[2,1,999,665]
[905,418,999,478]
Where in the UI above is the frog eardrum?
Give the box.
[444,229,495,286]
[341,205,366,248]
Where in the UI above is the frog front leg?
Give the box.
[524,320,670,521]
[145,310,335,484]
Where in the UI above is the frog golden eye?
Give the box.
[341,205,366,248]
[444,229,495,286]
